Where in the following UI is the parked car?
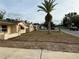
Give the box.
[69,26,79,31]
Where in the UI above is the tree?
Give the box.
[71,15,79,28]
[0,10,6,19]
[38,0,57,33]
[62,12,79,28]
[62,17,71,27]
[6,18,11,21]
[6,18,20,22]
[44,21,55,29]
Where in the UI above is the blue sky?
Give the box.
[0,0,79,24]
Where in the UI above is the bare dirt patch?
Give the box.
[0,31,79,53]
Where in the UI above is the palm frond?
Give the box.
[38,5,47,12]
[37,10,44,12]
[38,0,57,13]
[52,3,57,8]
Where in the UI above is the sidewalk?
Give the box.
[0,47,79,59]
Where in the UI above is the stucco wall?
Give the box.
[17,22,28,33]
[0,32,4,40]
[0,22,28,40]
[29,24,34,32]
[4,33,20,40]
[0,31,25,40]
[20,30,26,34]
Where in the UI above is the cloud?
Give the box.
[0,0,79,24]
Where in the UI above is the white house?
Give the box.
[0,20,28,40]
[26,23,35,32]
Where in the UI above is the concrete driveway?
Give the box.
[0,47,79,59]
[61,29,79,37]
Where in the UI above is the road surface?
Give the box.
[61,29,79,37]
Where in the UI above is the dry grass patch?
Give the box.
[9,31,79,43]
[0,31,79,53]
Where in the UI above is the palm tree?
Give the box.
[38,0,57,33]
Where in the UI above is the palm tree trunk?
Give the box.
[48,21,51,34]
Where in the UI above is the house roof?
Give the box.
[0,21,14,25]
[18,22,28,29]
[0,20,20,25]
[25,22,34,27]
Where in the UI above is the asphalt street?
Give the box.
[61,29,79,37]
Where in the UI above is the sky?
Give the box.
[0,0,79,24]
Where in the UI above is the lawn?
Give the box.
[0,31,79,53]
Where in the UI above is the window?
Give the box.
[1,25,7,32]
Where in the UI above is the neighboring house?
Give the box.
[26,23,35,32]
[0,20,28,40]
[33,23,40,31]
[40,26,47,30]
[18,22,28,33]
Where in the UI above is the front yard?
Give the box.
[0,31,79,53]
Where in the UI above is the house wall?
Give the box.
[4,33,21,40]
[0,25,6,39]
[7,25,17,34]
[0,25,18,40]
[10,25,17,33]
[19,29,26,34]
[0,32,4,40]
[0,22,28,40]
[34,25,39,31]
[17,22,28,33]
[29,24,34,32]
[7,25,11,34]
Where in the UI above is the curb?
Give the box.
[61,30,79,37]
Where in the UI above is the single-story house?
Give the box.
[0,20,28,40]
[25,23,35,32]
